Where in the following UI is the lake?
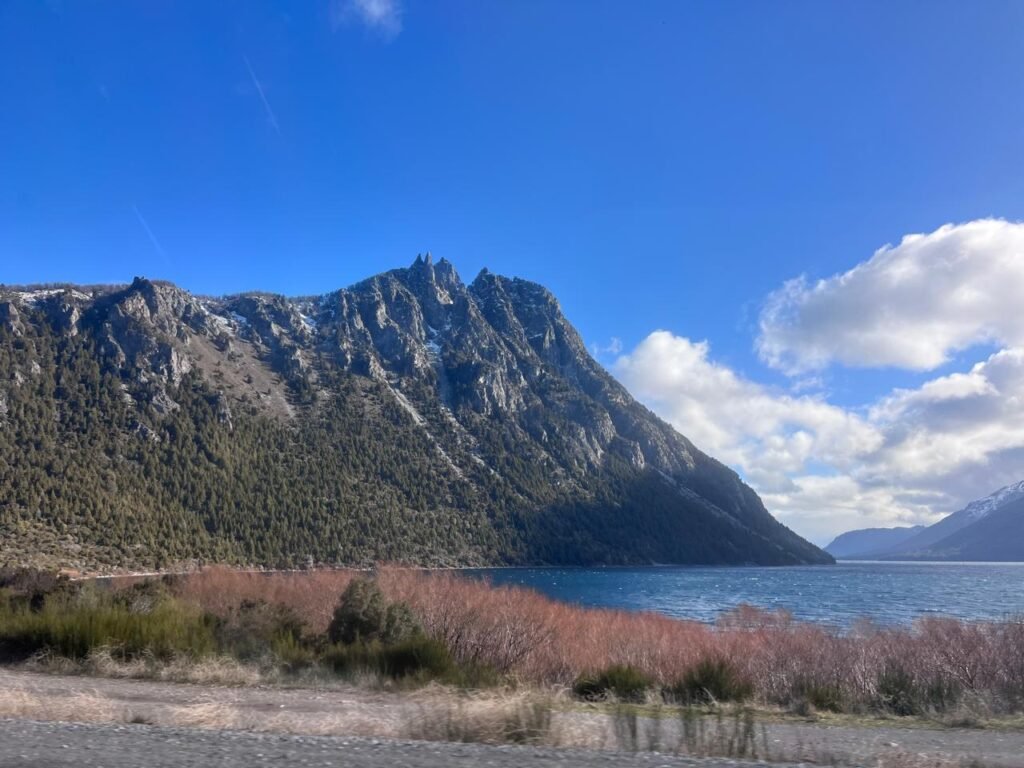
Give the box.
[465,561,1024,627]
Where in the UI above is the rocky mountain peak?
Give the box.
[0,257,831,569]
[402,253,464,307]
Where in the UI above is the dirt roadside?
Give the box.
[0,668,1020,766]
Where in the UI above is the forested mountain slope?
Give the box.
[0,257,830,571]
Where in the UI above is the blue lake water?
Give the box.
[465,562,1024,627]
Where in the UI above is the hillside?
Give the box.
[0,257,830,571]
[921,495,1024,561]
[888,488,1024,562]
[828,481,1024,562]
[824,526,925,559]
[915,495,1024,561]
[877,481,1024,558]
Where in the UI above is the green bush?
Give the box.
[323,635,455,681]
[875,666,961,716]
[212,599,305,661]
[877,665,921,716]
[0,568,80,612]
[112,580,175,615]
[666,658,753,705]
[0,599,215,662]
[792,679,844,713]
[327,578,421,645]
[272,632,316,672]
[572,665,653,703]
[922,678,963,713]
[380,636,456,679]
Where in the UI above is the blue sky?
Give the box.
[3,1,1024,542]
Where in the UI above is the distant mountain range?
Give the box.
[824,526,926,559]
[825,481,1024,561]
[0,256,830,571]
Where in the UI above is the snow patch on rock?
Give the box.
[961,480,1024,521]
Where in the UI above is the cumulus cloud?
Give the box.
[757,219,1024,373]
[614,333,1024,544]
[867,348,1024,487]
[757,475,942,547]
[331,0,402,37]
[614,333,879,489]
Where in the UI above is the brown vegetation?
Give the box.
[155,566,1024,717]
[144,567,358,634]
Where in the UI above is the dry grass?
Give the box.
[0,687,125,724]
[0,680,993,767]
[404,687,560,745]
[53,647,267,687]
[0,684,387,736]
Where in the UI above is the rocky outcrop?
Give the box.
[0,302,25,337]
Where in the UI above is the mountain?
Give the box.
[878,481,1024,561]
[913,495,1024,561]
[0,256,831,571]
[824,526,926,559]
[826,481,1024,562]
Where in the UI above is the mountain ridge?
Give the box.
[0,257,831,571]
[827,481,1024,561]
[824,525,926,559]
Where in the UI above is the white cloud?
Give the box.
[614,332,880,494]
[613,332,1024,545]
[867,347,1024,485]
[331,0,402,37]
[757,476,943,547]
[590,337,623,358]
[757,219,1024,373]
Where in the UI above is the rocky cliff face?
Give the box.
[0,258,831,570]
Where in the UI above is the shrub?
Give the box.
[792,679,844,713]
[380,636,456,679]
[272,632,316,672]
[573,665,653,703]
[212,599,306,661]
[327,578,420,645]
[112,580,174,615]
[877,665,921,716]
[0,598,215,662]
[323,635,455,681]
[168,567,357,634]
[666,658,753,705]
[876,665,962,717]
[0,568,78,612]
[0,567,65,596]
[89,569,1024,716]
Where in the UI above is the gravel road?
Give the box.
[1,669,1022,767]
[0,719,801,768]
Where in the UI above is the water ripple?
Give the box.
[464,562,1024,626]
